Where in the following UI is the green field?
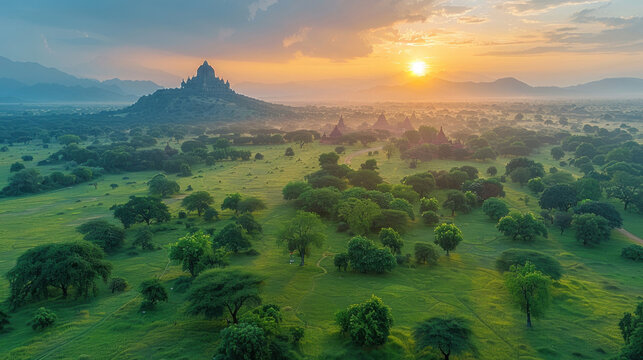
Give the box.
[0,141,641,359]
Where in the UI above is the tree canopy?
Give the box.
[434,223,463,256]
[413,317,474,360]
[505,261,551,327]
[112,196,171,228]
[336,295,393,347]
[278,211,326,266]
[182,191,215,216]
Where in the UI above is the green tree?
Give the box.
[538,184,578,211]
[413,317,474,360]
[336,295,393,347]
[214,323,268,360]
[186,269,262,323]
[403,173,436,197]
[182,191,214,216]
[77,220,125,252]
[505,262,551,327]
[112,196,171,228]
[140,279,168,309]
[414,243,439,264]
[360,159,378,171]
[348,169,383,190]
[109,277,128,293]
[169,231,227,277]
[434,223,463,256]
[420,197,439,213]
[550,147,564,160]
[278,211,326,266]
[237,197,267,214]
[379,227,403,254]
[553,212,573,234]
[573,213,611,246]
[213,223,251,253]
[148,174,180,197]
[422,211,440,227]
[443,190,470,216]
[347,236,396,273]
[527,177,545,193]
[487,166,498,176]
[482,198,509,221]
[9,162,25,172]
[338,198,381,235]
[284,147,295,156]
[236,213,263,235]
[334,253,349,271]
[30,307,57,331]
[606,171,642,210]
[282,181,312,200]
[574,177,602,201]
[391,184,420,203]
[296,187,341,217]
[495,249,563,280]
[573,200,622,228]
[389,198,414,220]
[58,134,81,145]
[7,242,111,308]
[0,310,9,331]
[497,212,547,242]
[221,193,243,214]
[510,167,534,186]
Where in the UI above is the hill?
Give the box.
[119,61,292,122]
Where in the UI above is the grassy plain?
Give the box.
[0,140,641,359]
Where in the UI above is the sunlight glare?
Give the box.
[409,61,428,77]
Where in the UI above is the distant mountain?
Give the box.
[0,56,162,103]
[358,77,643,101]
[121,61,291,122]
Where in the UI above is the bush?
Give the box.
[109,277,129,293]
[419,197,439,213]
[482,198,509,221]
[336,296,393,347]
[30,307,57,331]
[621,245,643,262]
[204,207,219,222]
[9,162,25,172]
[178,211,187,219]
[290,326,305,344]
[254,153,264,160]
[414,243,439,264]
[133,228,154,250]
[422,211,440,226]
[347,236,396,274]
[285,147,295,156]
[496,249,563,280]
[334,253,349,271]
[140,279,168,310]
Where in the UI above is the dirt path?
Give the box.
[343,146,383,165]
[617,228,643,246]
[295,252,333,313]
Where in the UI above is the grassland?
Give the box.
[0,140,641,359]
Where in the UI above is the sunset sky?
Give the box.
[1,0,642,87]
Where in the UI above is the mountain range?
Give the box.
[0,56,162,103]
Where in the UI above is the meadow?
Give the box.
[0,140,641,359]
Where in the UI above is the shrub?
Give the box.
[178,211,187,219]
[621,245,643,262]
[254,153,264,160]
[482,198,509,221]
[336,296,393,347]
[133,228,154,250]
[9,162,25,172]
[414,243,439,264]
[30,307,57,331]
[140,279,168,310]
[496,249,563,280]
[347,236,396,274]
[422,211,440,226]
[285,147,295,156]
[334,253,349,271]
[109,277,129,293]
[204,207,219,222]
[419,197,439,213]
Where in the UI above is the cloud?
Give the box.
[500,0,607,16]
[458,16,487,24]
[2,0,438,61]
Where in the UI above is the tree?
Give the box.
[496,249,563,280]
[30,307,57,331]
[360,159,378,171]
[473,147,496,160]
[482,198,509,221]
[236,213,263,235]
[443,190,469,216]
[420,197,439,213]
[112,196,171,228]
[186,269,262,323]
[169,231,227,277]
[422,211,440,226]
[334,253,349,271]
[221,193,242,214]
[434,223,463,256]
[509,167,533,186]
[182,191,214,216]
[77,220,125,251]
[391,184,420,203]
[414,317,474,360]
[278,211,326,266]
[389,198,414,220]
[551,147,564,160]
[573,213,610,246]
[553,212,573,234]
[237,197,267,214]
[296,187,341,217]
[336,295,393,347]
[618,302,643,360]
[7,242,111,308]
[505,262,551,327]
[0,310,9,331]
[347,236,396,273]
[403,173,436,197]
[621,245,643,262]
[497,212,547,242]
[9,162,25,172]
[204,207,219,222]
[338,198,381,235]
[415,243,439,264]
[148,174,180,197]
[573,200,622,228]
[372,209,409,233]
[213,223,251,253]
[2,168,42,195]
[379,227,403,254]
[527,177,545,193]
[348,169,383,190]
[109,277,128,293]
[140,279,168,309]
[214,323,268,360]
[282,181,312,200]
[487,166,497,176]
[58,134,81,145]
[284,147,295,156]
[574,177,602,201]
[606,171,642,210]
[539,184,578,211]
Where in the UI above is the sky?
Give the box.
[1,0,642,87]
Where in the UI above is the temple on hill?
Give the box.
[180,60,234,96]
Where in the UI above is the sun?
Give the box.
[409,61,428,77]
